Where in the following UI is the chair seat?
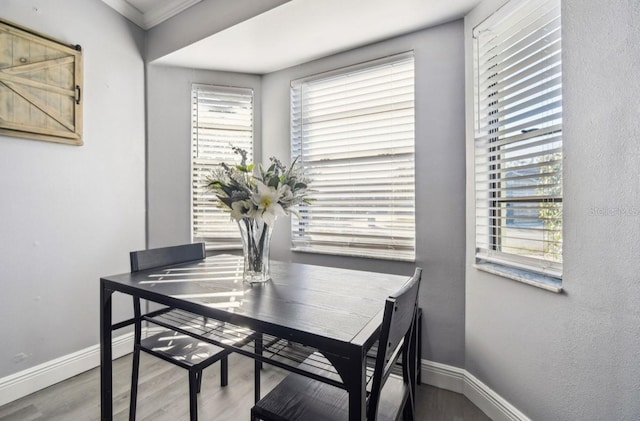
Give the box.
[252,268,422,421]
[141,329,229,369]
[252,354,408,421]
[128,243,242,421]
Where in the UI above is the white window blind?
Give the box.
[473,0,562,278]
[191,84,253,249]
[291,53,416,261]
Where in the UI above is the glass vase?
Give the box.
[237,218,273,283]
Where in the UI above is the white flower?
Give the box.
[251,181,286,226]
[205,148,312,229]
[230,200,256,221]
[279,184,293,205]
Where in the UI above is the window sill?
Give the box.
[291,247,416,263]
[474,262,562,293]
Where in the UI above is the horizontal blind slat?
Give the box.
[474,0,562,277]
[191,84,254,248]
[292,54,416,261]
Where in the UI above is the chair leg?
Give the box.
[220,355,228,387]
[130,297,143,421]
[188,370,199,421]
[254,334,263,403]
[417,308,423,385]
[129,346,141,421]
[403,397,415,421]
[403,310,419,421]
[401,352,416,421]
[196,370,202,394]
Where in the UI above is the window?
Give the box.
[291,53,416,261]
[473,0,562,280]
[191,84,253,249]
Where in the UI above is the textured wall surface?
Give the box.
[0,0,146,378]
[464,0,640,419]
[145,65,261,249]
[262,21,468,367]
[147,22,468,367]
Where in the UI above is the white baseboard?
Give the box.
[1,341,529,420]
[0,333,134,407]
[421,359,465,393]
[421,359,531,421]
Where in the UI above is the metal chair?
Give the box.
[250,267,423,421]
[128,243,234,421]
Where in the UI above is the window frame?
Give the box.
[190,83,254,250]
[290,52,416,262]
[472,0,563,289]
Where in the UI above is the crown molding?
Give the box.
[143,0,202,29]
[101,0,144,27]
[101,0,202,30]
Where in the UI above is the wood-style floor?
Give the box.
[0,353,491,421]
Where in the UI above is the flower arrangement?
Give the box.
[204,146,311,283]
[204,146,312,226]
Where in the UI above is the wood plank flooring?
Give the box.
[0,353,491,421]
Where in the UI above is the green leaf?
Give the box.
[218,197,233,208]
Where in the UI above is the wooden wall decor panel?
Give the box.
[0,18,83,145]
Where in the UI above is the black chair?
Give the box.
[250,268,423,421]
[128,243,235,421]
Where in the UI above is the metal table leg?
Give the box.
[100,280,113,420]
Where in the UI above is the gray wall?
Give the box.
[464,0,640,419]
[0,0,146,378]
[146,22,467,367]
[3,0,635,416]
[146,65,261,248]
[261,21,467,367]
[145,0,290,63]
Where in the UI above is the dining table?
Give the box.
[100,254,415,421]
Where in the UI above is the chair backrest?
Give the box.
[368,267,422,420]
[130,243,206,272]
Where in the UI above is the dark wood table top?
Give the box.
[101,254,415,420]
[101,254,410,352]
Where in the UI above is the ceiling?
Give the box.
[102,0,482,74]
